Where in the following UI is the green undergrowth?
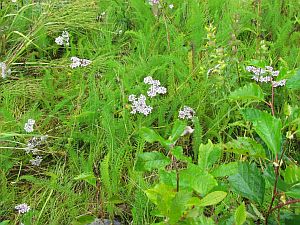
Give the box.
[0,0,299,224]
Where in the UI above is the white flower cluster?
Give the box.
[30,156,43,166]
[1,62,11,79]
[70,57,92,69]
[144,76,167,98]
[24,119,35,133]
[272,79,286,88]
[15,203,30,214]
[246,65,286,88]
[128,94,153,116]
[246,65,279,83]
[148,0,159,5]
[178,106,195,120]
[55,31,70,46]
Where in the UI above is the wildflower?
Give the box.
[148,0,159,5]
[24,119,35,133]
[128,94,153,116]
[178,106,195,120]
[55,31,69,46]
[143,76,167,98]
[169,4,174,9]
[12,0,17,2]
[246,65,280,84]
[30,156,43,166]
[1,62,11,79]
[70,57,92,68]
[25,136,47,154]
[15,203,30,214]
[272,79,286,88]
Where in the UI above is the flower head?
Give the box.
[55,31,69,46]
[143,76,167,98]
[272,79,286,88]
[15,203,30,214]
[24,119,35,133]
[30,156,43,166]
[70,57,92,68]
[178,106,195,120]
[246,65,280,84]
[128,94,153,116]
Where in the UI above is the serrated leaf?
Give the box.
[198,140,221,171]
[228,162,265,204]
[224,137,266,158]
[211,162,238,177]
[135,152,171,172]
[140,127,165,144]
[169,191,192,224]
[197,191,227,207]
[169,120,187,143]
[235,202,247,225]
[241,108,282,156]
[229,83,264,101]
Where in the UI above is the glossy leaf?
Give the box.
[228,162,265,204]
[241,108,282,156]
[229,83,264,101]
[135,152,171,172]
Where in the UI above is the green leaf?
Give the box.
[286,70,300,90]
[180,165,217,195]
[169,120,187,143]
[235,202,247,225]
[223,137,266,158]
[72,215,96,225]
[140,127,165,144]
[229,83,264,101]
[74,173,96,187]
[286,184,300,199]
[135,152,171,172]
[283,164,300,185]
[198,140,221,171]
[0,221,10,225]
[228,162,265,204]
[241,108,282,156]
[169,191,192,224]
[211,162,238,177]
[197,191,227,207]
[171,146,192,163]
[264,165,290,192]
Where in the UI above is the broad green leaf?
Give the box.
[180,165,217,195]
[135,152,171,172]
[211,162,238,177]
[159,170,177,188]
[223,137,266,158]
[228,162,265,204]
[198,140,221,171]
[171,146,192,163]
[74,173,96,187]
[264,165,290,192]
[169,191,192,224]
[169,120,187,143]
[286,70,300,90]
[241,108,282,156]
[140,127,165,144]
[229,83,264,101]
[235,202,247,225]
[197,191,227,207]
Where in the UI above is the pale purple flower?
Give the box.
[30,156,43,166]
[246,65,280,84]
[149,0,159,5]
[24,119,35,133]
[178,106,195,120]
[70,57,91,68]
[144,76,167,98]
[129,94,153,116]
[25,136,47,154]
[15,203,30,214]
[272,79,286,88]
[55,31,69,46]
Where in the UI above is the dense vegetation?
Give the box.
[0,0,300,224]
